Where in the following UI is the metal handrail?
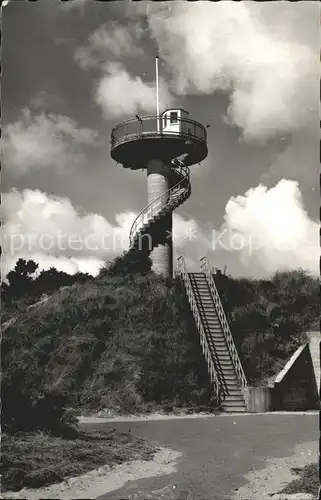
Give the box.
[129,155,190,246]
[111,114,207,149]
[176,255,221,399]
[200,256,249,405]
[190,277,229,396]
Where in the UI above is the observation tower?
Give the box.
[110,58,208,279]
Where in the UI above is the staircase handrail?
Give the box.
[200,256,249,402]
[129,156,190,246]
[176,255,222,399]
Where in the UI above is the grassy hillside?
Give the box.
[214,268,319,384]
[2,258,319,430]
[2,272,212,430]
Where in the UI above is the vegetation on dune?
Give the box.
[2,258,212,436]
[1,259,92,324]
[214,268,319,385]
[1,427,157,492]
[1,256,319,434]
[279,462,319,497]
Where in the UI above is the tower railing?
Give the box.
[176,255,222,399]
[129,156,190,246]
[111,115,207,149]
[200,256,249,406]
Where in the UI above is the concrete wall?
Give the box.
[306,331,320,396]
[271,344,319,411]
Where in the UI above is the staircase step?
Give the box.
[220,369,237,375]
[224,394,246,401]
[224,375,239,382]
[224,397,246,403]
[221,370,237,375]
[208,337,230,350]
[206,341,227,348]
[223,406,247,412]
[224,385,241,391]
[203,323,222,329]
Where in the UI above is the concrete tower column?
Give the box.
[147,158,173,279]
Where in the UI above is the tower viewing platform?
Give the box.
[111,110,208,170]
[110,108,208,279]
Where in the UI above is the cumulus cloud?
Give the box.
[146,2,318,142]
[1,188,202,278]
[2,108,98,175]
[3,182,316,279]
[74,23,144,70]
[75,23,174,118]
[29,91,62,112]
[1,189,132,277]
[95,62,173,118]
[221,179,319,276]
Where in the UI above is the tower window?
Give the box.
[170,111,178,124]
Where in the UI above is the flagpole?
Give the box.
[155,55,160,132]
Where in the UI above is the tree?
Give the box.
[2,259,39,303]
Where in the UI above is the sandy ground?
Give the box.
[2,414,318,500]
[1,447,182,500]
[232,440,318,500]
[78,410,318,424]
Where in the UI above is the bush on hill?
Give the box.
[214,268,319,384]
[2,271,213,434]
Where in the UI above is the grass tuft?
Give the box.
[1,428,157,492]
[280,462,319,496]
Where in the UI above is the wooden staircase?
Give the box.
[177,256,249,412]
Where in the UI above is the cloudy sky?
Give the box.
[2,0,319,279]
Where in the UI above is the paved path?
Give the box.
[80,413,318,500]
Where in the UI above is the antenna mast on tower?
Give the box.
[155,55,160,132]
